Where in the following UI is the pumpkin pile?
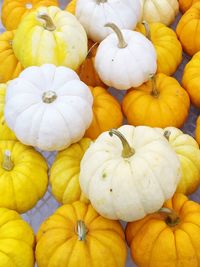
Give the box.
[0,0,200,266]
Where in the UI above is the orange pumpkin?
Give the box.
[196,116,200,145]
[122,73,190,128]
[176,3,200,56]
[136,22,182,76]
[65,0,76,15]
[1,0,59,30]
[36,201,127,267]
[85,86,123,139]
[182,51,200,108]
[179,0,200,13]
[0,31,23,83]
[126,193,200,267]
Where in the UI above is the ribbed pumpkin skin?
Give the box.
[65,0,76,15]
[36,201,127,267]
[1,0,59,30]
[0,208,35,267]
[179,0,200,13]
[0,31,23,83]
[50,138,91,204]
[176,3,200,56]
[196,116,200,145]
[0,84,17,141]
[126,193,200,267]
[122,73,190,128]
[85,86,123,139]
[0,140,48,213]
[136,22,182,75]
[182,51,200,108]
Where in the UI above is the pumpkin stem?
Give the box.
[164,130,171,141]
[105,23,127,49]
[109,129,135,158]
[76,220,88,241]
[159,207,180,227]
[97,0,107,3]
[142,21,151,40]
[37,12,56,31]
[150,74,159,97]
[87,42,98,59]
[42,91,57,104]
[2,150,14,171]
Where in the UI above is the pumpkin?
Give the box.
[95,23,157,90]
[50,138,91,204]
[0,140,48,213]
[182,51,200,108]
[36,201,127,267]
[126,193,200,267]
[0,31,23,83]
[85,86,123,139]
[4,64,93,151]
[13,6,88,70]
[0,207,35,266]
[75,0,142,43]
[136,22,182,76]
[65,0,76,15]
[157,127,200,195]
[176,3,200,56]
[80,125,181,222]
[0,84,16,141]
[122,73,190,128]
[179,0,200,13]
[2,0,59,30]
[196,116,200,145]
[140,0,179,25]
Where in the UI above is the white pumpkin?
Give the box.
[140,0,179,26]
[76,0,142,42]
[4,64,93,151]
[95,23,157,90]
[80,125,181,222]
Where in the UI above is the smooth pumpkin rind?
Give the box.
[179,0,200,13]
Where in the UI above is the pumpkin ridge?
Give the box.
[62,174,81,203]
[0,236,33,248]
[0,248,16,266]
[7,172,18,211]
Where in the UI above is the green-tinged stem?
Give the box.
[164,130,171,141]
[76,220,88,241]
[2,150,14,171]
[42,91,57,103]
[159,207,180,227]
[97,0,107,3]
[37,13,56,31]
[150,75,159,97]
[142,21,151,40]
[105,23,127,49]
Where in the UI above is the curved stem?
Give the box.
[109,129,135,158]
[42,91,57,104]
[97,0,107,3]
[105,23,127,49]
[37,12,56,31]
[2,150,14,171]
[76,220,88,241]
[87,42,98,58]
[150,74,159,97]
[159,207,180,227]
[164,130,171,141]
[142,21,151,40]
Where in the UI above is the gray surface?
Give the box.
[0,1,200,267]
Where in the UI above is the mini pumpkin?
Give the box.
[95,23,157,90]
[0,140,48,213]
[85,86,123,139]
[126,193,200,267]
[136,22,182,75]
[176,3,200,56]
[65,0,76,15]
[80,125,181,222]
[0,84,16,141]
[179,0,200,13]
[122,73,190,128]
[140,0,179,25]
[4,64,93,151]
[0,208,35,267]
[13,6,88,70]
[1,0,59,30]
[196,116,200,145]
[36,201,127,267]
[0,31,23,83]
[50,138,91,205]
[182,51,200,108]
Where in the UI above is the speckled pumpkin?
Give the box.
[126,193,200,267]
[122,73,190,128]
[196,116,200,145]
[179,0,200,13]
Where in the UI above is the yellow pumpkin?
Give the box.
[65,0,76,15]
[1,0,59,30]
[13,6,88,70]
[0,140,48,213]
[196,116,200,145]
[176,3,200,56]
[36,201,127,267]
[136,22,182,75]
[179,0,200,13]
[85,86,123,139]
[50,138,91,204]
[0,31,23,83]
[126,193,200,267]
[157,127,200,195]
[0,84,16,141]
[0,207,35,267]
[122,73,190,128]
[182,51,200,108]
